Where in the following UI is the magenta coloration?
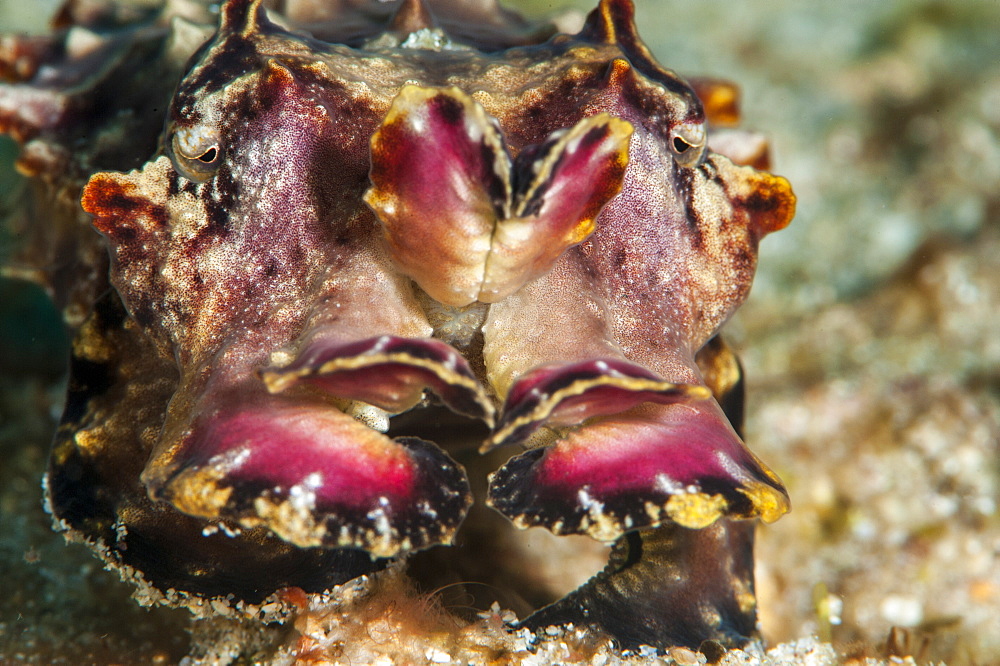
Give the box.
[485,357,708,450]
[263,335,496,423]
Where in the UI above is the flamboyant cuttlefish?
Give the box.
[0,0,795,653]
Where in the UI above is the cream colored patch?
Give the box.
[168,465,235,519]
[665,492,728,529]
[418,294,490,348]
[347,402,391,432]
[576,487,623,542]
[72,428,105,456]
[252,494,326,549]
[738,480,791,524]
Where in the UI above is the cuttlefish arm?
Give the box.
[364,85,633,307]
[482,250,787,543]
[137,246,489,558]
[519,336,762,650]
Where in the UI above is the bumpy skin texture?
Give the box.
[0,0,795,650]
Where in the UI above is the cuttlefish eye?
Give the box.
[170,125,224,181]
[669,121,706,167]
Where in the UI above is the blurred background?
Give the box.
[2,1,998,662]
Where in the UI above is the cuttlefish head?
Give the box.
[82,0,794,567]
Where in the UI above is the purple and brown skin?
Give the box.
[1,0,794,649]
